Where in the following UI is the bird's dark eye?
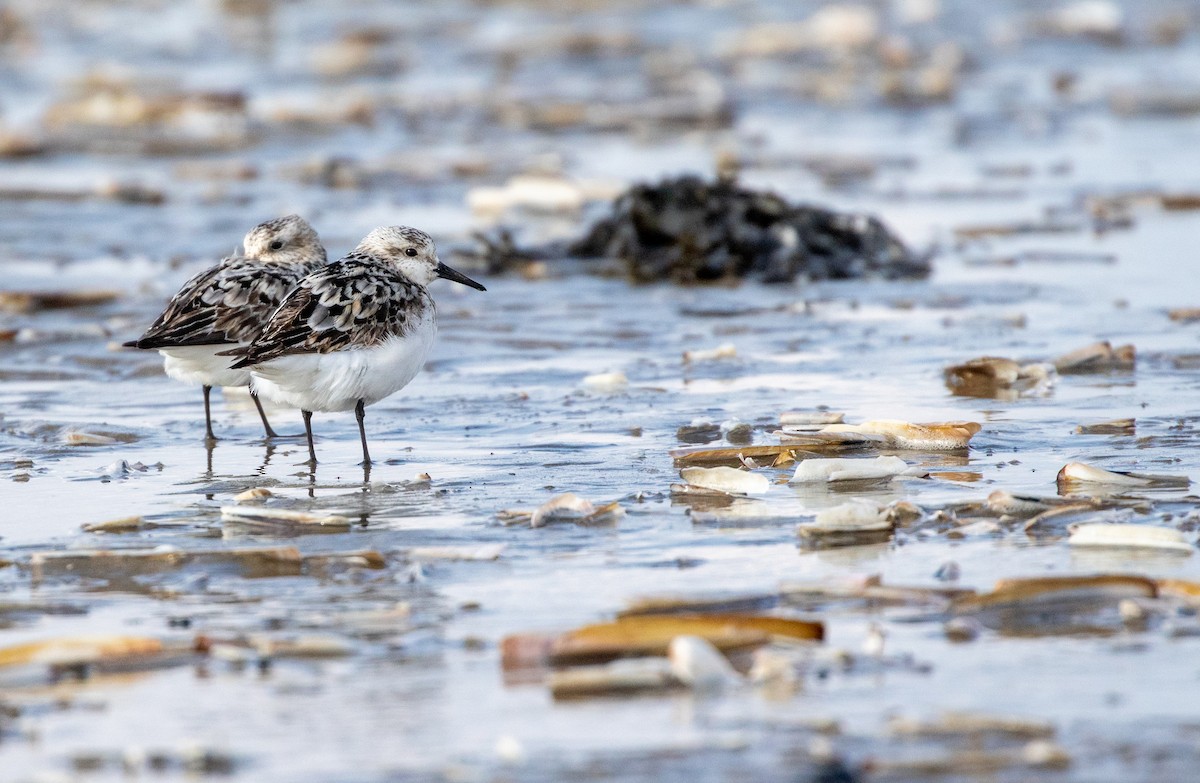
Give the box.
[404,247,418,257]
[269,240,284,250]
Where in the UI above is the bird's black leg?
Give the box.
[355,399,372,466]
[251,391,280,439]
[203,385,217,442]
[302,410,317,465]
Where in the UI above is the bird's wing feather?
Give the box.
[227,255,426,368]
[128,258,312,349]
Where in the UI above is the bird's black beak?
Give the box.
[436,262,487,291]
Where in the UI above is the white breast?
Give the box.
[250,309,437,413]
[159,345,251,388]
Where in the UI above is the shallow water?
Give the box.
[5,0,1200,781]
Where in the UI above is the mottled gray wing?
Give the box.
[126,258,311,349]
[227,256,427,368]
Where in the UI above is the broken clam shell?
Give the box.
[817,420,981,450]
[529,493,624,528]
[679,466,769,496]
[789,455,912,483]
[1056,462,1190,489]
[668,635,739,691]
[219,506,352,531]
[1053,340,1135,373]
[1067,523,1193,553]
[797,502,894,548]
[549,658,679,700]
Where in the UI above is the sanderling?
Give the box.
[225,226,486,465]
[124,215,327,440]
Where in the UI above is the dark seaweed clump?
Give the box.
[570,175,930,284]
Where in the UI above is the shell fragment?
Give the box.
[679,466,769,495]
[219,506,352,531]
[1057,462,1190,490]
[1067,523,1193,553]
[798,502,894,548]
[790,455,912,483]
[813,420,981,450]
[529,493,624,528]
[668,635,740,690]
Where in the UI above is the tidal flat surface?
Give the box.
[4,0,1200,781]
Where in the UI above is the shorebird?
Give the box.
[124,215,327,440]
[225,226,485,465]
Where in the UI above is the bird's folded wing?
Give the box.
[129,259,308,349]
[227,256,426,368]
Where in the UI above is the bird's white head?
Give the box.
[355,225,486,291]
[243,215,327,266]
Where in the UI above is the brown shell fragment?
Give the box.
[0,635,166,668]
[618,592,781,618]
[888,712,1057,740]
[500,633,555,671]
[1074,418,1136,435]
[943,357,1053,399]
[1053,340,1135,373]
[0,635,201,685]
[817,420,981,450]
[952,575,1158,636]
[867,742,1071,777]
[0,289,120,314]
[1168,307,1200,323]
[30,546,304,582]
[781,580,973,611]
[547,614,824,666]
[671,444,804,467]
[1156,579,1200,603]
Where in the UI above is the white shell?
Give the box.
[1068,523,1193,553]
[789,455,910,483]
[689,502,798,526]
[581,371,628,391]
[808,502,891,532]
[233,487,273,502]
[780,411,845,430]
[530,493,595,528]
[467,175,587,216]
[62,430,119,446]
[81,516,145,533]
[811,504,888,528]
[679,466,769,495]
[668,635,739,691]
[219,506,350,528]
[1058,461,1189,488]
[986,490,1052,515]
[682,343,737,363]
[407,544,506,561]
[549,658,676,699]
[747,648,798,688]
